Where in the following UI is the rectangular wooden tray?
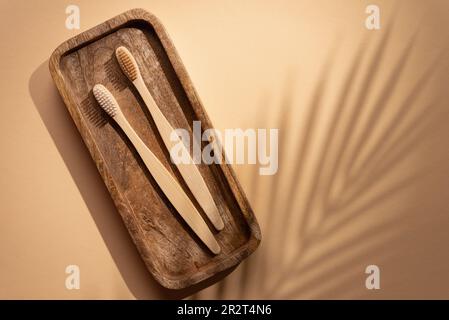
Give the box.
[49,8,261,289]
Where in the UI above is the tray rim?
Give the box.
[48,8,261,289]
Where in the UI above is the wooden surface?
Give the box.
[48,8,261,289]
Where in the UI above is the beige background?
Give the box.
[1,0,449,299]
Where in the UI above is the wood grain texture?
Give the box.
[48,8,261,289]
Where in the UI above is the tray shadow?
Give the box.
[29,60,234,299]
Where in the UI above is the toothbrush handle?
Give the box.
[134,78,224,230]
[115,114,221,255]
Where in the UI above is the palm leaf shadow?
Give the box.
[342,33,416,180]
[340,49,446,207]
[271,36,447,298]
[259,27,393,292]
[191,10,449,299]
[270,39,446,298]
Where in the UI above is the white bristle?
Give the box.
[93,84,118,118]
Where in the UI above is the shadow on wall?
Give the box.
[192,17,449,299]
[28,61,235,299]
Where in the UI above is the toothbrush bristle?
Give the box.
[116,46,139,81]
[92,84,118,118]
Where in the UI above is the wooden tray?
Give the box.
[48,8,261,289]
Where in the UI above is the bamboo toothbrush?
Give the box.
[93,84,221,255]
[115,46,224,231]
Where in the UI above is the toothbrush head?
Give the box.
[115,46,139,82]
[93,84,118,118]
